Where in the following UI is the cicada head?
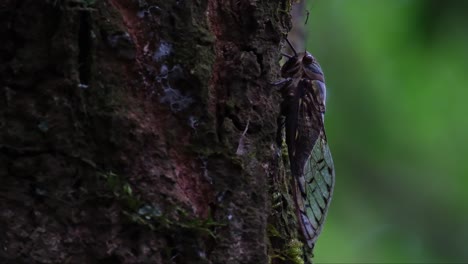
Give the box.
[302,52,327,117]
[281,55,302,78]
[301,52,325,82]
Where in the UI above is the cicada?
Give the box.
[275,39,335,253]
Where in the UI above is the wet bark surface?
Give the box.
[0,0,298,263]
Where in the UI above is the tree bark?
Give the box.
[0,0,302,263]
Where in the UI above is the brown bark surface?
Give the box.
[0,0,299,263]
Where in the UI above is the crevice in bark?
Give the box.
[78,11,92,86]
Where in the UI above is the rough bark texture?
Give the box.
[0,0,301,263]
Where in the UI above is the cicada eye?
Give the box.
[303,53,314,65]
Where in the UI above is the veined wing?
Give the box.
[285,79,334,249]
[296,134,335,248]
[285,79,322,164]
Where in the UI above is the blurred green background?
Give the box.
[306,0,468,263]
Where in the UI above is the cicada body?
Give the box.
[276,41,335,251]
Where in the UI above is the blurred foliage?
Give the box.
[306,0,468,263]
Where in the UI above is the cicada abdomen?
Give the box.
[276,39,335,252]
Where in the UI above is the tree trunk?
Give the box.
[0,0,304,263]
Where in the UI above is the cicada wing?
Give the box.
[285,79,321,169]
[282,78,334,249]
[296,134,335,248]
